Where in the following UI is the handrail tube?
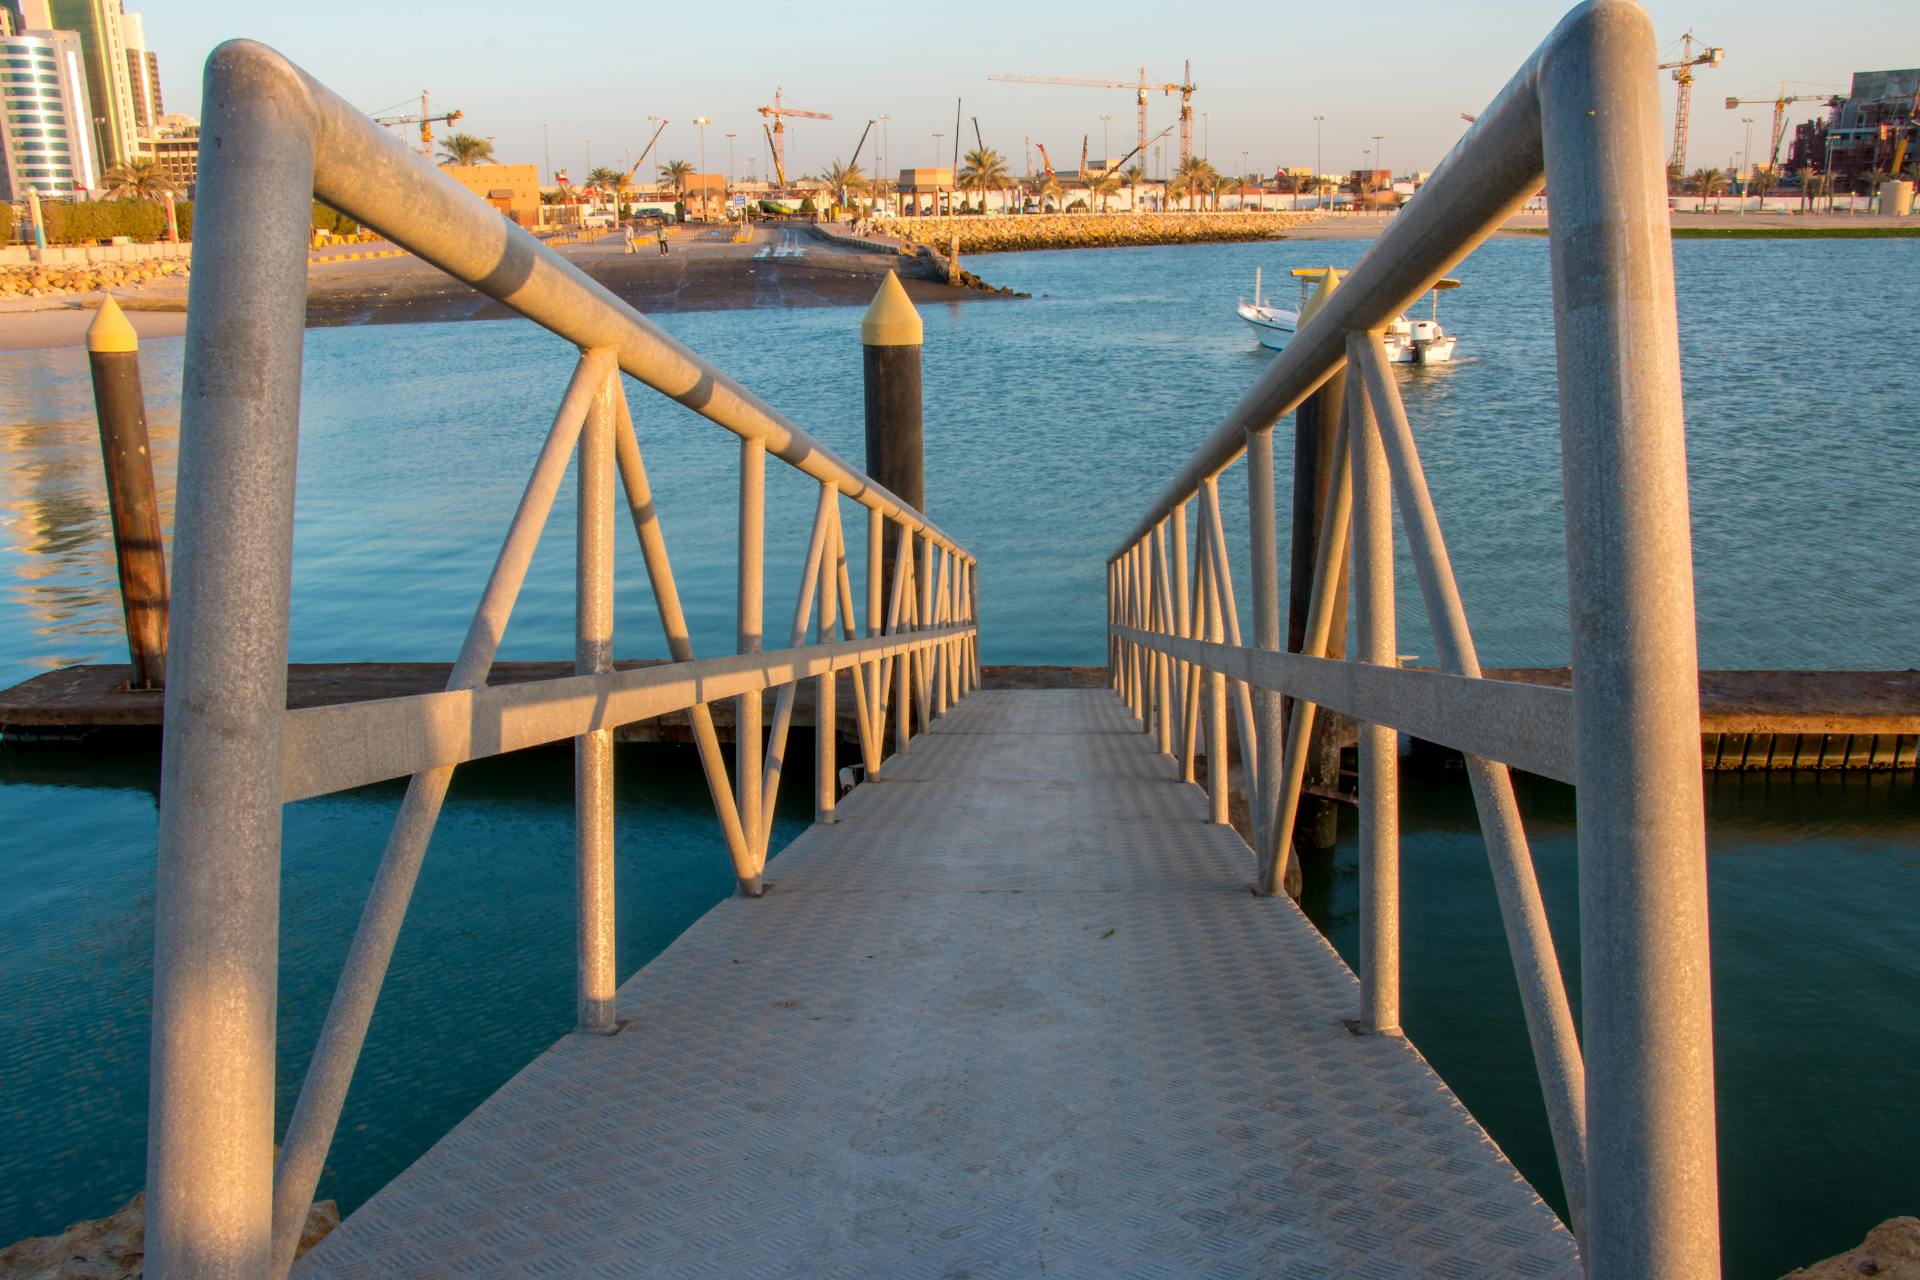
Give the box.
[209,40,971,563]
[1114,627,1575,785]
[1111,1,1559,558]
[282,625,974,803]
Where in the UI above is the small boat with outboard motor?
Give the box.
[1237,267,1462,364]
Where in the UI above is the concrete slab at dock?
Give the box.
[298,689,1577,1278]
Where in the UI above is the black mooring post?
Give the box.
[863,270,924,749]
[86,294,170,689]
[1285,273,1351,872]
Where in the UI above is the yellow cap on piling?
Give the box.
[861,270,923,347]
[87,293,139,354]
[1296,267,1343,325]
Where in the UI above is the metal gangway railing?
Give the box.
[145,42,978,1278]
[1108,2,1717,1275]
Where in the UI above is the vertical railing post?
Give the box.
[1150,521,1173,756]
[574,363,618,1034]
[816,493,840,823]
[1200,524,1230,826]
[736,438,766,894]
[146,42,315,1276]
[1347,337,1398,1035]
[1246,425,1283,873]
[1173,501,1198,784]
[1543,7,1717,1273]
[866,506,885,774]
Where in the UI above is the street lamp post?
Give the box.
[1373,132,1385,182]
[693,116,712,221]
[726,132,737,187]
[1100,114,1111,169]
[1314,114,1325,209]
[1242,149,1250,208]
[1203,111,1210,159]
[543,122,551,186]
[1741,116,1754,213]
[877,115,892,214]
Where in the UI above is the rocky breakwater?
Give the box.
[0,258,187,301]
[877,210,1316,256]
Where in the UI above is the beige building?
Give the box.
[439,162,540,225]
[897,167,954,215]
[150,115,195,193]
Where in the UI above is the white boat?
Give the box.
[1382,279,1461,364]
[1238,268,1463,365]
[1235,267,1298,349]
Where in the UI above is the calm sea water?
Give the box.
[1,235,1916,1276]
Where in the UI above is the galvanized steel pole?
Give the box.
[86,295,170,689]
[146,40,315,1277]
[1543,3,1718,1271]
[575,366,618,1034]
[816,496,839,822]
[737,439,766,892]
[1347,340,1399,1035]
[1246,426,1282,875]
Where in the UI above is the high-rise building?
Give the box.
[119,7,156,133]
[151,111,195,193]
[47,0,137,170]
[0,26,101,198]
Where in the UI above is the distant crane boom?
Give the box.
[618,119,670,194]
[756,87,832,184]
[988,64,1197,172]
[1657,32,1725,174]
[1725,88,1836,172]
[374,89,462,161]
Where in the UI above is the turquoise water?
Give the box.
[1,235,1916,1276]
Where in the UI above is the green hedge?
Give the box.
[36,198,195,245]
[312,200,359,236]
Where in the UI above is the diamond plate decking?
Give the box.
[300,689,1579,1278]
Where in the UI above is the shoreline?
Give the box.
[0,222,997,353]
[5,209,1911,353]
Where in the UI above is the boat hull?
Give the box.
[1237,302,1296,350]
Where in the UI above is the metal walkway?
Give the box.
[301,689,1577,1278]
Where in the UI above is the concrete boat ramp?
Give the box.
[301,689,1576,1278]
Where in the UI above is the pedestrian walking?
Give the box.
[657,223,669,256]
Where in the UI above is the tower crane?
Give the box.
[374,91,463,162]
[1725,87,1839,172]
[987,65,1198,172]
[756,88,832,187]
[1658,33,1724,175]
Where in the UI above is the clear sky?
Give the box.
[150,1,1906,183]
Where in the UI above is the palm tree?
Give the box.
[586,166,622,194]
[1315,174,1338,209]
[102,156,172,200]
[1174,155,1214,211]
[1206,171,1236,211]
[820,159,869,212]
[1748,166,1777,207]
[1688,167,1727,211]
[1029,173,1062,212]
[1123,164,1145,212]
[1085,170,1121,212]
[438,132,494,166]
[959,147,1010,213]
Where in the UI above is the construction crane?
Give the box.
[374,91,462,162]
[1726,87,1839,172]
[615,118,670,198]
[1658,32,1725,174]
[756,88,831,187]
[1889,85,1920,177]
[762,123,788,190]
[988,65,1198,172]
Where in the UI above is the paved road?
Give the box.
[301,688,1577,1279]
